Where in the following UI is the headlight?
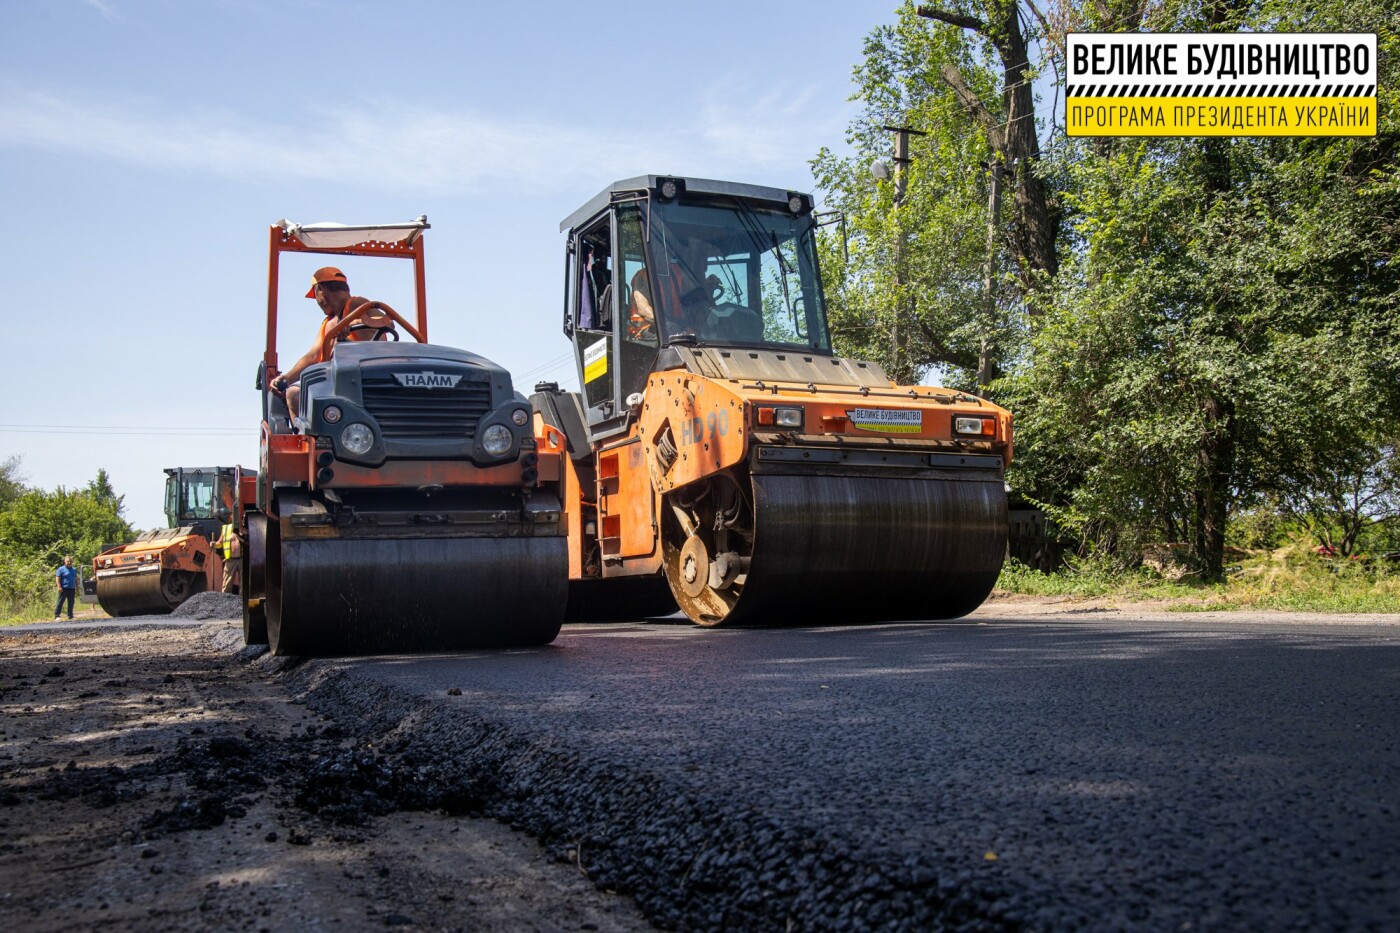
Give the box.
[755,406,803,428]
[953,416,994,436]
[322,404,343,424]
[341,422,375,455]
[481,424,513,456]
[511,408,529,426]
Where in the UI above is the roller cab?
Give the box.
[536,176,1012,625]
[93,467,234,616]
[249,219,566,655]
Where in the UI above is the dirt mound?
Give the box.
[171,592,241,620]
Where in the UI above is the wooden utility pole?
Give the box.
[978,158,1005,390]
[880,125,925,384]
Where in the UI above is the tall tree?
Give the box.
[0,455,27,511]
[1007,0,1400,576]
[84,468,126,519]
[915,1,1059,287]
[812,4,1020,386]
[0,487,134,567]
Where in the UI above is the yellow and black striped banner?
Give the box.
[1066,34,1377,137]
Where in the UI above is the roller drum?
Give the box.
[266,533,567,656]
[669,471,1007,626]
[96,569,203,617]
[242,513,268,645]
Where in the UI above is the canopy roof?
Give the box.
[275,216,430,250]
[560,176,807,233]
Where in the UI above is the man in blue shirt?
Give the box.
[53,556,78,621]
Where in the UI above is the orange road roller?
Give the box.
[532,176,1012,625]
[93,467,237,616]
[243,217,566,655]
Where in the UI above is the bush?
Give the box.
[994,540,1400,614]
[0,547,60,623]
[0,488,131,567]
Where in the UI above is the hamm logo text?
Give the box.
[393,371,461,389]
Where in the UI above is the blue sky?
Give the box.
[1,0,904,530]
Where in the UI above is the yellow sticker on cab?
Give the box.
[583,336,608,384]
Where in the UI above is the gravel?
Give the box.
[169,591,242,620]
[9,606,1398,931]
[0,623,653,931]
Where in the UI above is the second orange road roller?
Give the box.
[93,467,239,616]
[532,175,1011,625]
[242,216,566,655]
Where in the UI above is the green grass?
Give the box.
[996,547,1400,614]
[1,601,51,626]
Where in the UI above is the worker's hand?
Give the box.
[269,374,288,397]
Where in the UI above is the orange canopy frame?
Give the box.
[265,217,430,373]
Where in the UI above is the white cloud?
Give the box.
[699,82,844,169]
[82,0,119,20]
[0,79,845,194]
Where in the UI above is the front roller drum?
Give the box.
[665,472,1007,626]
[242,513,268,646]
[97,569,204,617]
[265,533,567,657]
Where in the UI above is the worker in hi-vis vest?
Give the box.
[213,523,240,594]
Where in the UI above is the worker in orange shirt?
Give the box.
[270,267,392,415]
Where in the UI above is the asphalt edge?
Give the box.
[240,645,1028,932]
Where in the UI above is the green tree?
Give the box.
[812,3,1015,387]
[0,455,27,510]
[0,487,134,568]
[1007,0,1400,576]
[84,468,127,519]
[1281,443,1400,557]
[818,0,1400,578]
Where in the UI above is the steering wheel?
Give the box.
[705,302,764,342]
[347,319,400,341]
[320,300,422,361]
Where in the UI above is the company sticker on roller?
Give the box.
[847,408,922,434]
[583,337,608,384]
[1066,33,1377,137]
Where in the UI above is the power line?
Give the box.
[514,350,577,380]
[1,424,248,437]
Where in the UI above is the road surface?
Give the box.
[301,606,1400,930]
[4,601,1398,930]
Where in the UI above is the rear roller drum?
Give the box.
[96,569,204,617]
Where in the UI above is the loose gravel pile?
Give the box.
[170,591,241,620]
[1,626,651,932]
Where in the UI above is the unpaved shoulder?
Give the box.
[0,622,652,932]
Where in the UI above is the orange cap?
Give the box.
[305,266,348,298]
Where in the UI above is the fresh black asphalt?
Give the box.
[286,612,1400,930]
